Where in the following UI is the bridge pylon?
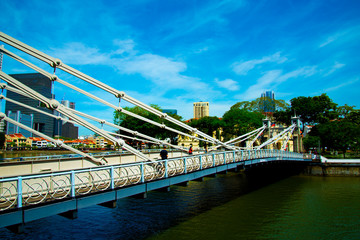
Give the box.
[262,118,271,149]
[291,116,303,153]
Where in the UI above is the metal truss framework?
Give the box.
[0,32,299,163]
[0,32,242,164]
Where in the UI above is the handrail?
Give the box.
[0,149,307,211]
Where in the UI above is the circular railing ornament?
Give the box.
[0,183,17,211]
[24,179,49,205]
[50,176,71,200]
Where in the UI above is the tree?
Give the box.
[231,97,289,113]
[337,104,356,118]
[113,104,183,145]
[310,120,360,158]
[273,93,338,130]
[0,132,5,149]
[347,110,360,125]
[187,117,223,146]
[273,108,292,126]
[290,93,338,126]
[303,135,320,152]
[222,108,263,142]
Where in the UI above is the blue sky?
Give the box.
[1,0,359,136]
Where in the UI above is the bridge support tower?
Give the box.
[291,116,303,153]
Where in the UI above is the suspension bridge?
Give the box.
[0,32,313,233]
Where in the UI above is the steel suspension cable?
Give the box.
[0,32,232,149]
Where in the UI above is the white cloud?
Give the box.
[48,39,214,96]
[319,25,360,48]
[114,53,205,91]
[112,39,136,55]
[237,66,317,100]
[214,78,240,91]
[239,70,282,100]
[161,0,246,41]
[49,43,110,65]
[323,62,345,76]
[232,52,287,75]
[323,78,359,92]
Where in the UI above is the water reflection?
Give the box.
[0,171,358,240]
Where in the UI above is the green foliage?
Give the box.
[188,116,223,137]
[0,132,5,148]
[309,120,360,158]
[273,93,339,129]
[222,108,263,141]
[273,109,292,126]
[347,110,360,125]
[303,135,320,151]
[336,104,356,118]
[113,104,183,144]
[231,97,289,113]
[290,93,338,125]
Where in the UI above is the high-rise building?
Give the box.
[260,91,275,113]
[193,102,209,119]
[5,73,56,137]
[6,110,34,137]
[58,100,78,139]
[162,109,177,115]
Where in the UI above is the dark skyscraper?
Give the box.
[260,91,275,113]
[5,73,56,137]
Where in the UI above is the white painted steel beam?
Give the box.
[0,32,232,149]
[0,113,106,165]
[0,72,152,162]
[0,46,213,145]
[256,124,296,149]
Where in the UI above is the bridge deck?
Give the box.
[0,149,311,232]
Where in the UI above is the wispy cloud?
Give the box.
[214,78,240,91]
[323,78,359,92]
[232,52,287,75]
[115,53,204,91]
[323,62,345,76]
[319,25,360,48]
[49,43,110,65]
[239,70,282,100]
[238,66,317,100]
[47,39,212,94]
[112,39,137,56]
[159,0,246,41]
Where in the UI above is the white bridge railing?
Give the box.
[0,149,307,211]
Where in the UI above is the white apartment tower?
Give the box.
[193,102,209,119]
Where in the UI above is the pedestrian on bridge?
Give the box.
[160,146,168,160]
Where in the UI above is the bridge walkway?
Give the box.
[0,149,312,233]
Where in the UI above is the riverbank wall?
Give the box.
[303,159,360,176]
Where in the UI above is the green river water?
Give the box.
[0,171,359,240]
[148,175,360,240]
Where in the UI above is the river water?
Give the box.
[0,172,359,240]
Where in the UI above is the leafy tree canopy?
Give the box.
[222,108,263,141]
[0,132,5,149]
[113,104,183,143]
[290,93,338,125]
[187,116,223,137]
[274,93,339,128]
[309,119,360,158]
[231,97,289,113]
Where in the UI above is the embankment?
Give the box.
[303,159,360,176]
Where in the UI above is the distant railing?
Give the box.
[0,149,306,211]
[0,149,182,163]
